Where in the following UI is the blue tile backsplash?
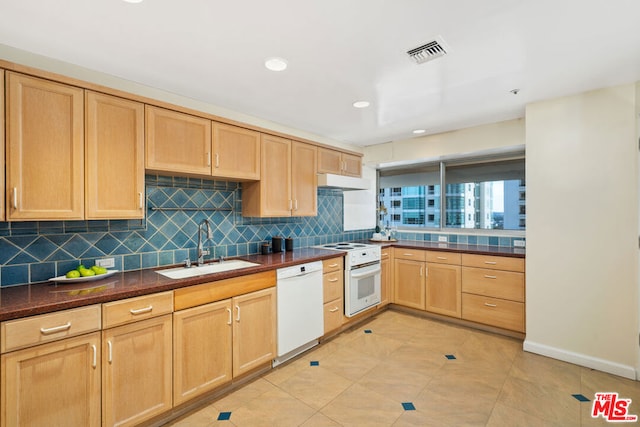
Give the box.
[0,175,524,287]
[0,175,373,286]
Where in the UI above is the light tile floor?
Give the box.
[167,310,640,426]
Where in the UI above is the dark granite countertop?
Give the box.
[362,239,526,258]
[0,241,524,322]
[0,248,343,322]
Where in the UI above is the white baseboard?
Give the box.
[523,339,637,380]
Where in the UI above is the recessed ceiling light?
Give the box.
[510,88,520,95]
[412,129,426,134]
[265,57,288,72]
[353,101,370,109]
[122,0,144,3]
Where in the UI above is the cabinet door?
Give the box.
[291,141,317,216]
[86,91,144,219]
[342,153,362,177]
[426,263,461,318]
[380,249,392,306]
[102,314,172,427]
[173,300,232,405]
[317,147,342,175]
[232,287,276,377]
[393,258,425,310]
[0,70,4,221]
[6,72,84,220]
[212,123,260,180]
[145,105,211,176]
[1,332,101,427]
[242,135,291,217]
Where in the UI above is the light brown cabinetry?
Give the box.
[380,248,393,306]
[322,257,344,334]
[173,272,276,399]
[145,105,212,176]
[317,147,362,177]
[243,135,317,217]
[85,91,145,219]
[0,305,102,426]
[425,252,461,318]
[393,249,426,310]
[212,123,260,180]
[102,292,173,427]
[173,299,232,405]
[6,71,85,220]
[461,254,525,332]
[232,287,276,376]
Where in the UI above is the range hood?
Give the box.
[317,173,370,191]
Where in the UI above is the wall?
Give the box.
[0,176,371,286]
[363,118,525,167]
[525,83,639,379]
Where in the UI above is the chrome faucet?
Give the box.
[196,219,213,266]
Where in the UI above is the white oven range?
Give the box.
[316,242,381,317]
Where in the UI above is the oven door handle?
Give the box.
[350,267,381,279]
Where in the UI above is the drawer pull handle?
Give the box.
[40,322,71,335]
[329,307,339,312]
[484,275,497,279]
[236,305,240,322]
[484,303,497,307]
[91,344,97,368]
[138,192,144,209]
[328,263,339,268]
[403,253,414,256]
[328,278,339,282]
[108,340,113,363]
[484,261,497,265]
[214,153,219,168]
[12,187,18,209]
[129,305,153,315]
[227,308,232,325]
[436,256,447,260]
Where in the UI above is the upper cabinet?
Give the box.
[85,91,145,219]
[291,141,317,216]
[212,123,260,181]
[242,136,317,217]
[317,147,362,177]
[145,105,212,176]
[6,72,85,221]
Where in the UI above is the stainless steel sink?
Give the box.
[157,260,260,279]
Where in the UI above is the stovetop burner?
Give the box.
[318,242,375,251]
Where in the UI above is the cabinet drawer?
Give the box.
[426,251,461,265]
[323,271,343,303]
[462,254,524,272]
[1,304,101,353]
[394,248,426,261]
[103,291,173,328]
[462,267,525,302]
[323,299,343,334]
[462,293,524,332]
[381,249,391,260]
[322,257,344,273]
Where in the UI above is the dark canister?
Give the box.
[272,236,284,253]
[285,237,294,252]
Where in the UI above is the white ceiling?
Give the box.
[1,0,640,147]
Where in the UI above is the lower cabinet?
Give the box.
[1,332,101,426]
[173,286,276,404]
[379,248,392,306]
[173,300,233,405]
[232,287,276,377]
[102,314,173,427]
[425,252,461,318]
[322,257,344,334]
[393,257,425,310]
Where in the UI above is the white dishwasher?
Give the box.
[273,261,324,367]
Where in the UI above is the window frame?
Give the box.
[376,147,525,237]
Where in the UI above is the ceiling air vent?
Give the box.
[407,37,448,64]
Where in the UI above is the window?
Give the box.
[378,153,525,231]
